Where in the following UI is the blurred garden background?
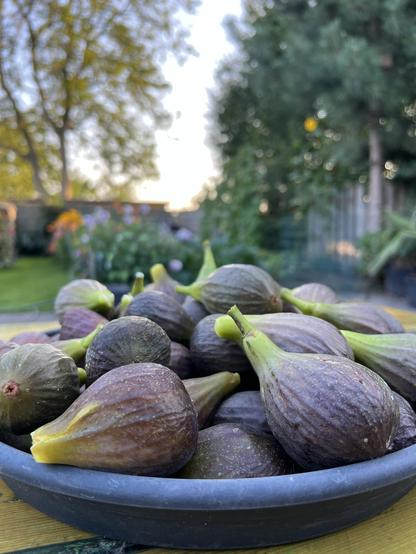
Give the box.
[1,0,416,317]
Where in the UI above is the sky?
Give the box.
[136,1,243,212]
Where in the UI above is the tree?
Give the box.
[0,0,198,203]
[204,0,416,245]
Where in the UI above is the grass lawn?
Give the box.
[0,256,69,312]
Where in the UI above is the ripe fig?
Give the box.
[85,316,170,384]
[125,290,195,342]
[11,332,51,345]
[55,279,115,322]
[341,331,416,402]
[168,342,194,379]
[281,288,403,334]
[215,312,353,359]
[190,315,252,376]
[0,431,32,453]
[0,344,81,434]
[217,306,399,470]
[145,263,185,305]
[177,423,292,479]
[195,240,217,281]
[177,264,282,314]
[31,363,198,476]
[59,307,108,340]
[212,391,272,436]
[291,282,338,304]
[389,392,416,453]
[183,372,241,428]
[0,340,17,357]
[117,272,144,315]
[183,297,209,324]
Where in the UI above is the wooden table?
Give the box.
[1,308,416,554]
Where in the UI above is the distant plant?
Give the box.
[53,207,285,285]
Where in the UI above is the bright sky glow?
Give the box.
[137,1,242,211]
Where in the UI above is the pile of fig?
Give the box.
[1,240,415,481]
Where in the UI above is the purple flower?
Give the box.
[122,214,135,225]
[83,214,96,230]
[168,259,183,272]
[176,228,194,241]
[123,204,134,215]
[94,207,111,223]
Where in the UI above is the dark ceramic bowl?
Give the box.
[1,441,416,550]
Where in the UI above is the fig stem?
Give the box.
[280,288,314,314]
[80,324,103,350]
[131,272,145,296]
[150,263,169,284]
[176,282,203,301]
[214,315,242,341]
[227,306,255,338]
[77,367,87,385]
[196,240,217,282]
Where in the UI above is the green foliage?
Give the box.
[203,0,416,247]
[359,210,416,276]
[0,0,199,201]
[55,210,286,285]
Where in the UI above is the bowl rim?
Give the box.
[1,442,416,511]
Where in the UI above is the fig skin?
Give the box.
[11,332,51,345]
[177,264,282,315]
[177,423,292,479]
[168,342,194,379]
[59,307,108,340]
[0,340,17,357]
[145,263,185,305]
[341,331,416,402]
[55,279,115,323]
[281,288,403,334]
[219,306,399,470]
[190,315,252,376]
[85,316,171,384]
[31,363,198,476]
[125,290,195,343]
[183,297,209,324]
[212,391,272,436]
[215,312,353,359]
[183,372,241,429]
[388,392,416,453]
[292,283,338,304]
[0,344,80,434]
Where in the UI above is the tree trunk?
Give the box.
[367,125,384,233]
[58,129,72,203]
[26,152,47,202]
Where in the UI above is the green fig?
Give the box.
[125,290,195,342]
[389,392,416,453]
[281,288,403,334]
[31,363,198,476]
[55,279,115,322]
[183,372,241,428]
[212,391,272,436]
[215,312,353,359]
[177,423,292,479]
[85,316,170,384]
[146,263,185,305]
[217,306,399,470]
[59,307,108,340]
[168,342,194,379]
[0,344,81,434]
[177,264,282,314]
[291,282,338,304]
[341,330,416,402]
[117,272,144,315]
